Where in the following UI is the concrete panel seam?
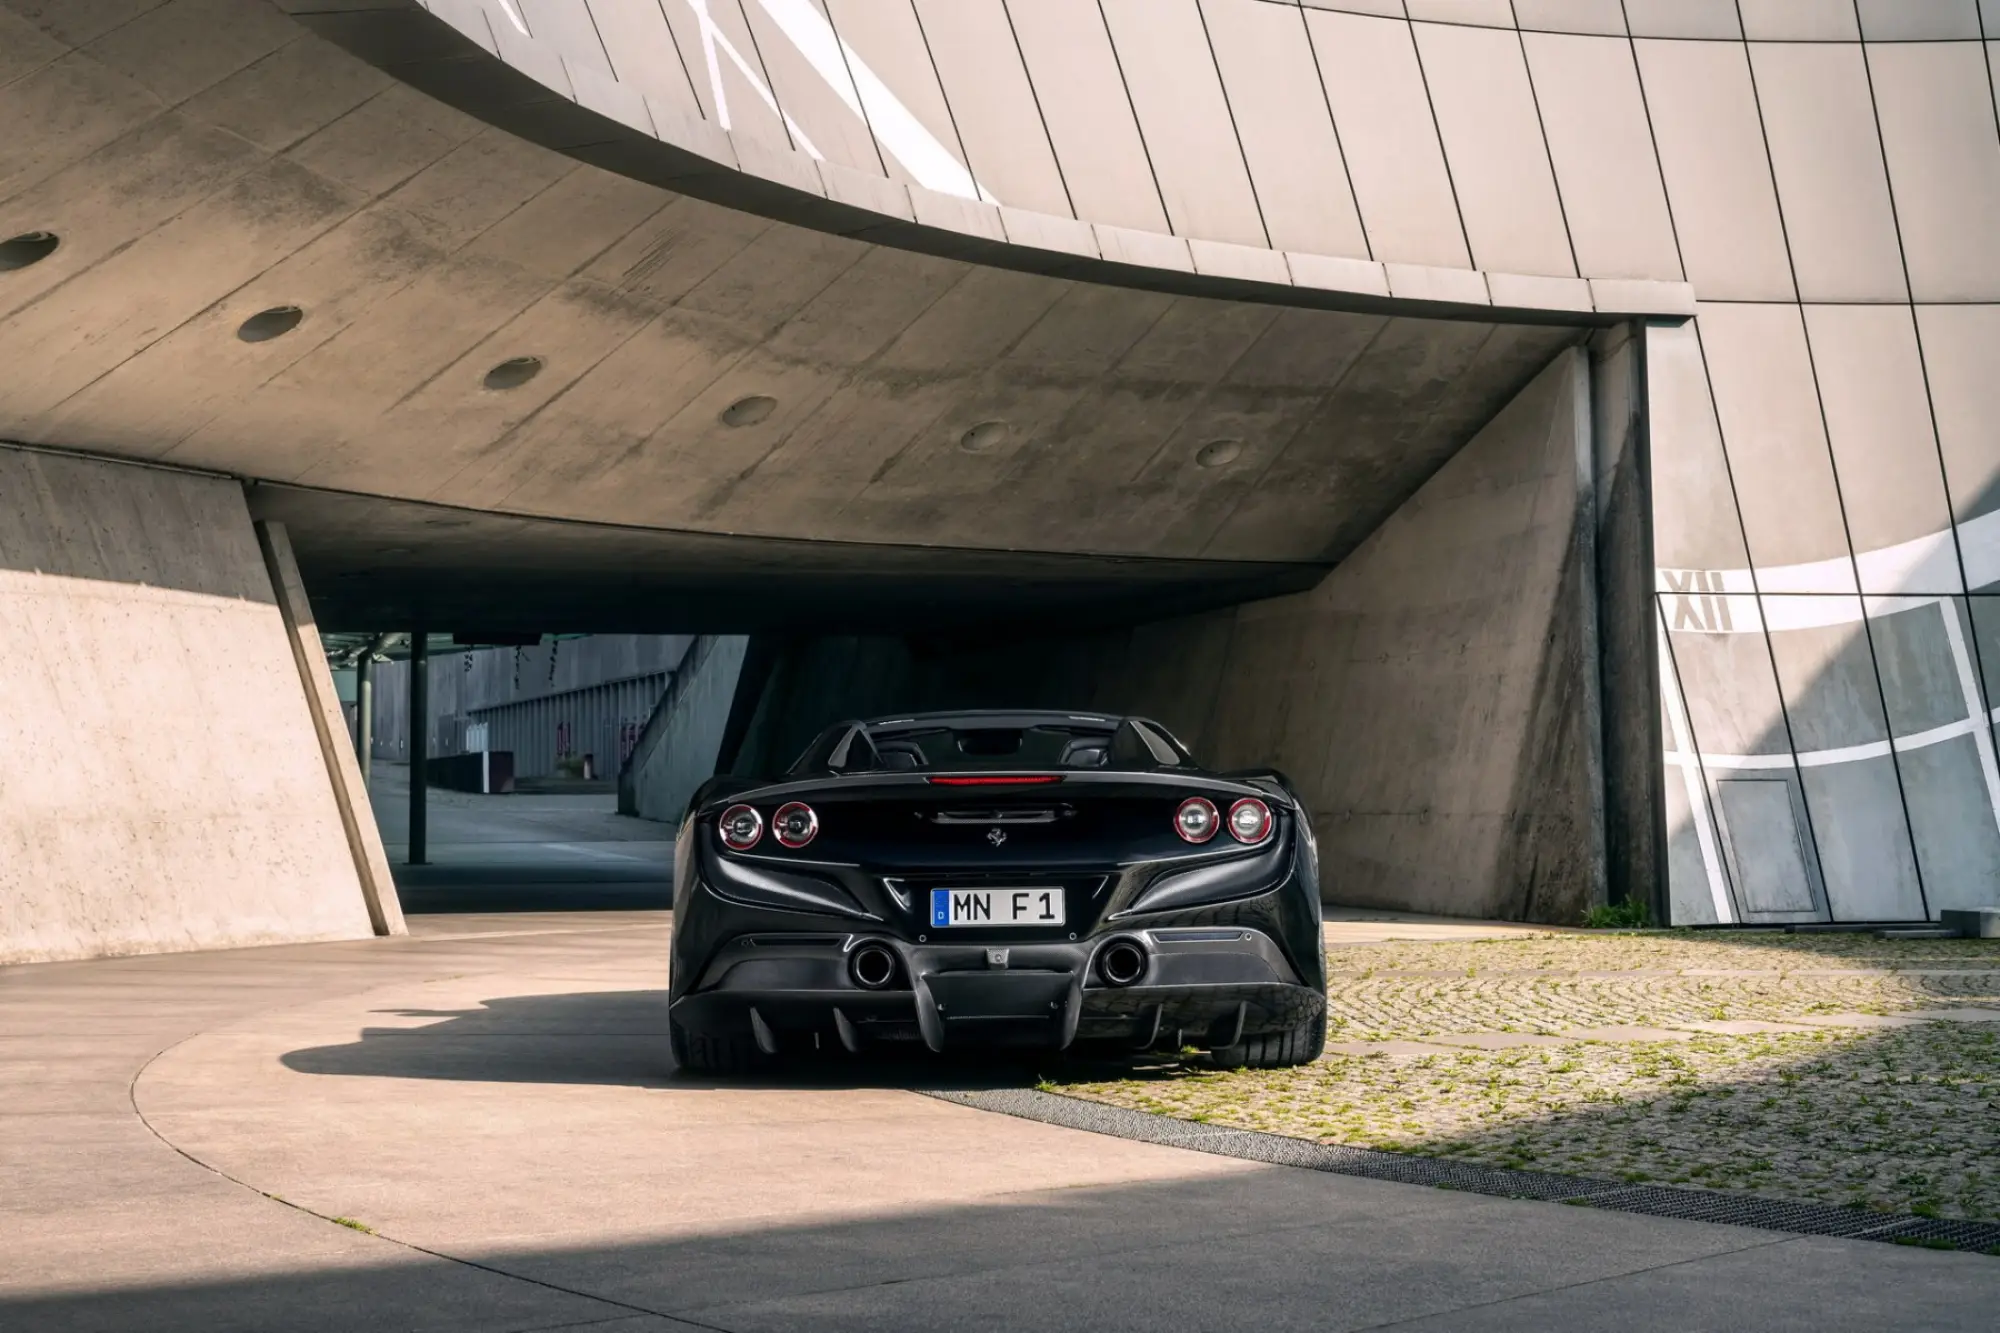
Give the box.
[729,130,826,199]
[1384,261,1490,305]
[817,157,915,222]
[1569,345,1611,912]
[1587,278,1697,317]
[1094,222,1195,273]
[1000,206,1100,259]
[1488,271,1594,312]
[1187,236,1292,286]
[1285,251,1391,298]
[910,185,1006,242]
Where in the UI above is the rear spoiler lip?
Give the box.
[924,774,1066,787]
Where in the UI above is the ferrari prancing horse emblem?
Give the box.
[986,828,1007,847]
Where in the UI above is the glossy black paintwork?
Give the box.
[668,716,1325,1050]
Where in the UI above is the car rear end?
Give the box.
[668,763,1325,1067]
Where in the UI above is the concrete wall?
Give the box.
[727,349,1609,923]
[0,448,380,963]
[622,636,750,825]
[1590,324,1663,917]
[369,635,688,776]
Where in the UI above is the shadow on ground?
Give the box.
[1059,1016,2000,1223]
[19,1154,1988,1333]
[390,863,672,914]
[278,988,1152,1092]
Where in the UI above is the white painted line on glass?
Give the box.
[1657,506,2000,617]
[1931,596,2000,836]
[1665,717,1979,772]
[1657,614,1733,923]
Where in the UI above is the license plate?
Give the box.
[930,887,1065,928]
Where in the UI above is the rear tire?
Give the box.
[670,1018,760,1075]
[1209,1012,1325,1069]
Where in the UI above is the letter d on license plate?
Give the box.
[930,888,1065,927]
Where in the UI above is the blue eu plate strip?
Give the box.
[930,889,949,927]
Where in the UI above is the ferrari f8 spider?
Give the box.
[669,711,1326,1071]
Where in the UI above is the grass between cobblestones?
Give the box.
[1052,932,2000,1222]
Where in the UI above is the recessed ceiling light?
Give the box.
[720,394,777,427]
[484,356,544,390]
[959,420,1011,452]
[1196,439,1242,468]
[0,231,59,272]
[237,305,303,342]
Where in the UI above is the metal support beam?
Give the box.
[408,629,428,866]
[349,630,394,789]
[354,652,373,786]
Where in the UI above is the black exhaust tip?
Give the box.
[850,941,899,990]
[1097,937,1148,987]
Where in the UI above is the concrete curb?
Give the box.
[924,1087,2000,1255]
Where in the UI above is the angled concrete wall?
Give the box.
[0,448,385,963]
[727,349,1609,923]
[621,635,750,825]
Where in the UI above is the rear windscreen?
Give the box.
[869,725,1112,771]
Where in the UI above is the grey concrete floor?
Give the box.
[367,763,675,913]
[4,914,1997,1333]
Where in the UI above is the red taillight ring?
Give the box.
[719,803,763,850]
[1174,796,1219,844]
[1227,797,1273,845]
[773,801,819,849]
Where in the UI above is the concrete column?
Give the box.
[409,630,428,866]
[256,519,405,936]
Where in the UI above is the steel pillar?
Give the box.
[408,630,428,866]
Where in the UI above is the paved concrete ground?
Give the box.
[6,915,1998,1332]
[368,764,674,913]
[1319,907,1574,946]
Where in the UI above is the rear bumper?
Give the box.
[670,928,1324,1053]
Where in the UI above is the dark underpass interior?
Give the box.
[322,338,1647,932]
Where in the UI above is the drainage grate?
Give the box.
[1575,1185,1895,1238]
[924,1088,2000,1254]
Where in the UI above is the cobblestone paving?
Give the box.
[1056,932,2000,1222]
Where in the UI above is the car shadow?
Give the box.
[279,988,1167,1092]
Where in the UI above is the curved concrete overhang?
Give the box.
[0,0,1607,628]
[271,0,1696,325]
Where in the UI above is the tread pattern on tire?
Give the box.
[1210,1013,1326,1069]
[672,1020,759,1074]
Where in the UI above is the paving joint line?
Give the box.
[114,964,726,1333]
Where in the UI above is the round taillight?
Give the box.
[1174,796,1219,843]
[719,804,763,850]
[1228,797,1273,844]
[773,801,818,849]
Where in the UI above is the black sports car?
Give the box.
[668,710,1327,1072]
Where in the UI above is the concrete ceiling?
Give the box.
[254,481,1324,633]
[0,0,1581,632]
